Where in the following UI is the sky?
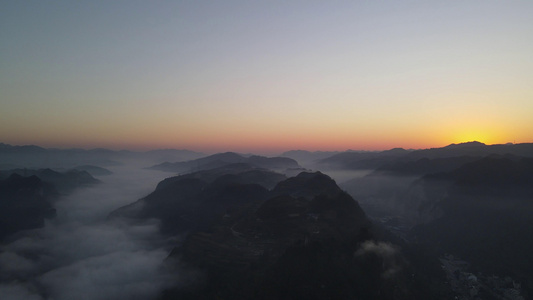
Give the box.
[1,0,532,153]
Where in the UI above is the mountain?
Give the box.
[0,143,47,154]
[271,171,342,199]
[159,171,448,299]
[0,142,203,169]
[155,163,286,190]
[280,150,341,167]
[317,142,533,171]
[0,174,57,241]
[317,148,411,170]
[410,156,533,295]
[148,152,300,173]
[374,156,482,176]
[336,154,533,298]
[426,155,533,187]
[136,148,204,163]
[109,164,286,234]
[72,165,113,176]
[0,143,121,168]
[0,168,100,194]
[112,165,450,299]
[405,141,533,160]
[342,153,533,219]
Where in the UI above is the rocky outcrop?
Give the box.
[0,174,57,240]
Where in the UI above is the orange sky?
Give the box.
[1,2,532,154]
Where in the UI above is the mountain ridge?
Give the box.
[148,152,300,173]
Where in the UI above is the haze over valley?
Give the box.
[1,141,533,299]
[2,1,532,299]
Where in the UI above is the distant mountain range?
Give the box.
[72,165,113,176]
[339,149,533,297]
[316,142,533,170]
[280,150,342,166]
[0,168,100,194]
[0,142,204,169]
[316,148,412,169]
[5,141,532,298]
[148,152,301,173]
[4,141,531,171]
[406,141,533,160]
[412,155,533,287]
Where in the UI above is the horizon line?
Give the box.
[1,140,528,156]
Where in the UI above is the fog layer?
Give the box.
[0,165,176,300]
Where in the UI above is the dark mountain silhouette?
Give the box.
[248,155,300,169]
[72,165,113,176]
[317,142,533,171]
[335,153,533,298]
[375,156,482,176]
[0,167,104,241]
[411,156,533,295]
[271,171,342,199]
[317,148,411,170]
[342,153,533,219]
[425,155,533,187]
[109,164,286,234]
[0,174,57,241]
[148,152,300,173]
[0,143,47,153]
[0,168,100,194]
[159,171,448,299]
[405,141,533,160]
[141,149,204,163]
[280,150,341,166]
[111,165,450,299]
[154,163,286,191]
[0,142,203,169]
[151,152,247,173]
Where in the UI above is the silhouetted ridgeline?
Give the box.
[148,152,301,173]
[111,166,451,299]
[280,150,341,167]
[72,165,113,176]
[317,142,533,170]
[316,148,410,170]
[110,164,285,234]
[3,142,533,299]
[0,142,204,169]
[413,156,533,288]
[0,168,100,194]
[0,168,103,241]
[0,174,57,240]
[340,150,533,298]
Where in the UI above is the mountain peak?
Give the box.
[272,171,340,199]
[445,141,486,148]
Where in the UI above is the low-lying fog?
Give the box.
[0,165,177,300]
[319,170,373,185]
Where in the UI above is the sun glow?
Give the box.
[448,125,509,146]
[453,130,488,145]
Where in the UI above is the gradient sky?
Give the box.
[1,1,532,153]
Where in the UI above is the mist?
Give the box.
[320,170,373,185]
[355,241,402,279]
[0,164,177,300]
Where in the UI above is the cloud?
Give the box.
[0,165,180,300]
[355,240,397,257]
[355,241,402,278]
[40,250,174,300]
[0,251,35,275]
[0,283,43,300]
